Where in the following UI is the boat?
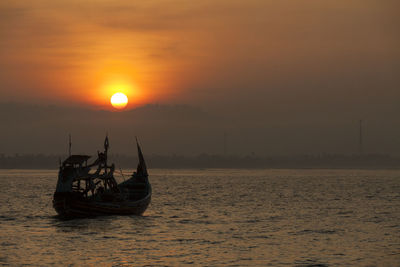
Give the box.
[53,136,151,218]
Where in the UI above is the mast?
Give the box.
[104,135,109,173]
[104,135,109,156]
[69,134,72,156]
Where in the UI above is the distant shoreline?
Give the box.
[0,153,399,170]
[0,167,400,171]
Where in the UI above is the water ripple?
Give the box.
[0,169,399,266]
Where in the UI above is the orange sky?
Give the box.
[0,0,399,110]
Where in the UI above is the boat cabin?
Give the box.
[62,155,91,168]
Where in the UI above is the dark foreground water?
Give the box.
[0,169,399,266]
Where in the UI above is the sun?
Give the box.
[111,92,128,109]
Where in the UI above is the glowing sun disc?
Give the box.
[111,92,128,109]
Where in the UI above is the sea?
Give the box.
[0,169,399,266]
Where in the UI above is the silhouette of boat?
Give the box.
[53,136,151,218]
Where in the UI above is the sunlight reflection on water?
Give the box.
[0,169,399,266]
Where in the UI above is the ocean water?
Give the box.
[0,169,399,266]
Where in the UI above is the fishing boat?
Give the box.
[53,136,151,218]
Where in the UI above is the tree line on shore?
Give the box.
[0,153,399,169]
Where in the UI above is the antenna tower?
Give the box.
[359,120,363,155]
[223,132,227,156]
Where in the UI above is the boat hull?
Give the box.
[53,190,151,218]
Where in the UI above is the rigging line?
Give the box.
[119,168,126,181]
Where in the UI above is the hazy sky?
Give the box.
[0,0,399,155]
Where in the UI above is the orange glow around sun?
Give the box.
[71,59,166,109]
[111,92,128,109]
[95,77,138,109]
